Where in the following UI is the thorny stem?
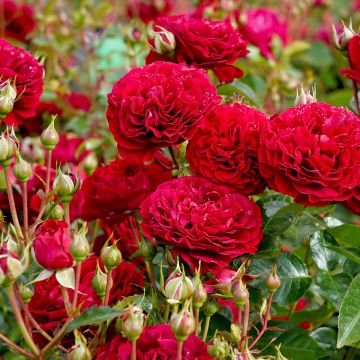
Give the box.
[7,286,39,356]
[202,315,211,342]
[4,167,23,239]
[22,182,28,243]
[0,332,36,359]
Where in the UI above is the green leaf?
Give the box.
[291,303,335,324]
[326,246,360,266]
[337,273,360,348]
[316,271,352,309]
[55,268,75,290]
[310,327,338,353]
[283,40,311,59]
[249,252,311,306]
[327,225,360,247]
[310,231,342,271]
[66,306,120,333]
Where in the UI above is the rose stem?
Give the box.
[169,146,179,170]
[61,286,72,317]
[144,260,156,290]
[348,59,360,115]
[0,332,36,359]
[22,182,29,243]
[240,297,250,352]
[194,307,200,336]
[164,302,170,322]
[4,167,23,239]
[104,270,112,306]
[45,150,52,195]
[64,202,71,228]
[201,315,211,342]
[176,340,183,360]
[238,307,243,329]
[248,294,273,350]
[40,318,72,355]
[72,263,82,312]
[7,286,39,356]
[131,340,137,360]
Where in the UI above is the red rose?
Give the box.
[187,104,267,195]
[34,220,73,270]
[28,255,144,344]
[1,0,36,42]
[127,0,174,23]
[0,39,43,126]
[238,8,287,58]
[340,35,360,83]
[65,92,91,112]
[140,176,263,273]
[147,16,248,83]
[107,62,220,161]
[258,102,360,206]
[96,324,213,360]
[343,187,360,215]
[79,157,172,223]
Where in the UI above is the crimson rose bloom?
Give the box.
[96,324,213,360]
[28,255,144,344]
[1,0,36,42]
[187,104,267,195]
[146,16,248,83]
[238,8,287,58]
[258,102,360,206]
[34,220,73,270]
[140,176,263,272]
[79,157,172,223]
[107,61,220,161]
[0,39,43,126]
[340,35,360,83]
[343,187,360,215]
[127,0,174,23]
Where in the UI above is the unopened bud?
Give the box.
[203,300,219,317]
[13,153,32,183]
[232,279,249,308]
[265,267,281,293]
[70,225,89,263]
[0,134,16,167]
[18,284,33,304]
[47,203,64,220]
[53,169,79,202]
[139,239,155,261]
[121,306,144,341]
[332,21,355,51]
[92,263,107,297]
[7,256,23,280]
[192,273,207,309]
[170,302,195,342]
[69,330,91,360]
[83,153,98,175]
[295,86,316,106]
[100,244,122,271]
[208,338,228,359]
[0,80,16,118]
[165,265,193,302]
[41,117,59,151]
[151,26,176,55]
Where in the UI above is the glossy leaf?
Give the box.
[327,225,360,247]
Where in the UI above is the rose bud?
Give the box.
[53,169,80,202]
[170,301,195,342]
[265,266,281,294]
[192,271,207,309]
[70,330,91,360]
[13,152,32,183]
[139,239,155,261]
[0,133,16,167]
[100,243,122,271]
[150,25,176,55]
[164,264,193,302]
[40,117,59,151]
[332,21,355,51]
[92,263,107,297]
[18,284,33,304]
[208,338,229,359]
[83,153,98,175]
[0,79,16,118]
[231,279,249,308]
[34,220,73,270]
[203,300,219,317]
[70,224,90,263]
[46,203,65,220]
[121,305,144,342]
[294,86,317,106]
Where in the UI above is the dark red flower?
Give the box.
[107,61,220,161]
[96,324,213,360]
[238,8,287,58]
[140,176,263,273]
[0,0,36,43]
[127,0,174,23]
[33,220,73,270]
[146,16,248,83]
[65,92,91,112]
[258,102,360,206]
[79,157,172,223]
[187,104,267,195]
[28,255,144,344]
[340,34,360,83]
[0,39,43,126]
[343,186,360,215]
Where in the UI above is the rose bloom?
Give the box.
[340,34,360,83]
[0,0,36,42]
[258,102,360,206]
[79,156,172,223]
[146,16,248,83]
[65,92,91,112]
[33,220,73,270]
[28,255,144,344]
[107,61,220,161]
[187,104,267,195]
[140,176,263,272]
[343,187,360,215]
[238,8,287,58]
[127,0,174,23]
[96,324,213,360]
[0,39,43,126]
